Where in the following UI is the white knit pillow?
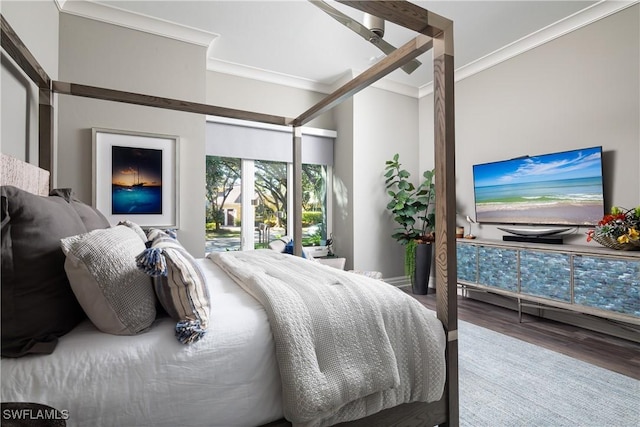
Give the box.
[60,225,156,335]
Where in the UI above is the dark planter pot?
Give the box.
[412,243,433,295]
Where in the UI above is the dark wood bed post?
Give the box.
[38,88,54,182]
[433,24,459,427]
[336,2,459,424]
[292,127,303,257]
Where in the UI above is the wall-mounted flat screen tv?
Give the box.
[472,146,605,226]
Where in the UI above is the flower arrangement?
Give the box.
[587,206,640,250]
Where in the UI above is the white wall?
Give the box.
[0,0,59,164]
[420,4,640,247]
[57,13,207,255]
[0,1,58,77]
[332,96,354,269]
[351,87,420,276]
[206,72,334,130]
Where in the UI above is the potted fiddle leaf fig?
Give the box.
[384,153,435,294]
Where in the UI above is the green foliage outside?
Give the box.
[205,156,240,230]
[206,156,328,250]
[302,211,323,227]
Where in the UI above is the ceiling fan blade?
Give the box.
[309,0,421,74]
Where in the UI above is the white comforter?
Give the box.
[210,250,446,427]
[2,253,446,427]
[0,259,283,427]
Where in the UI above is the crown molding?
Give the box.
[418,0,639,98]
[57,0,637,100]
[206,58,333,94]
[206,59,419,98]
[58,0,219,47]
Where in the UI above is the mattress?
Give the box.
[0,259,284,427]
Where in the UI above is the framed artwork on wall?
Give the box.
[92,128,179,228]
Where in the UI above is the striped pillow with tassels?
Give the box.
[136,229,210,344]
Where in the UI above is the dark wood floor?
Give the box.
[405,289,640,380]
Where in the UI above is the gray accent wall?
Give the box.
[0,0,59,165]
[420,4,639,247]
[58,13,207,255]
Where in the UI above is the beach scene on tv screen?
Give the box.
[473,147,605,226]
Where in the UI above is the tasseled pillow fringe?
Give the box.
[175,319,206,344]
[135,247,167,277]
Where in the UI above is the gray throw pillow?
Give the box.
[1,185,87,357]
[61,225,156,335]
[49,188,110,231]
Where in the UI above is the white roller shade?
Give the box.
[206,117,335,165]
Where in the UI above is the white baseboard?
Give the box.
[385,276,411,287]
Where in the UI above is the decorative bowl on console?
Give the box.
[587,206,640,250]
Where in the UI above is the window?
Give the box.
[205,118,335,254]
[205,158,330,253]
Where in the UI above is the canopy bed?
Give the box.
[1,1,458,425]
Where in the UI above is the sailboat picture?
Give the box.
[111,145,163,214]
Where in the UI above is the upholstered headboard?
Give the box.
[0,153,49,196]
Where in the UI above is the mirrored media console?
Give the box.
[456,239,640,332]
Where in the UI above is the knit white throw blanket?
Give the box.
[209,250,446,427]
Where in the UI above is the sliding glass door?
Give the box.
[205,158,330,253]
[205,118,335,254]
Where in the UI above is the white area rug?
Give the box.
[458,320,639,427]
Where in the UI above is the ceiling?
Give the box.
[84,1,600,93]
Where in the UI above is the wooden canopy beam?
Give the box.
[292,34,432,127]
[1,15,50,89]
[52,81,291,126]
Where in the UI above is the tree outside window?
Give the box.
[205,156,240,230]
[206,156,328,252]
